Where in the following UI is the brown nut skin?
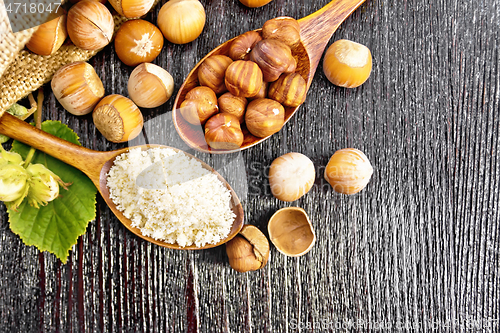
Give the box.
[225,60,263,98]
[268,73,307,107]
[180,86,219,125]
[218,93,247,123]
[324,148,373,195]
[198,55,232,94]
[228,31,262,61]
[245,98,285,138]
[204,113,244,150]
[226,225,270,273]
[249,39,295,82]
[250,81,268,100]
[262,17,301,49]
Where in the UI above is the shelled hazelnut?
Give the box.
[204,113,244,150]
[249,39,295,82]
[180,86,219,125]
[198,55,233,94]
[268,72,307,107]
[245,98,285,138]
[262,17,301,49]
[218,93,247,123]
[228,31,262,61]
[224,60,263,98]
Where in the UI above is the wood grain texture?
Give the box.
[1,0,500,332]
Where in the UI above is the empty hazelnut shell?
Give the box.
[268,207,315,257]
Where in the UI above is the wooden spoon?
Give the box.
[173,0,366,154]
[0,113,244,250]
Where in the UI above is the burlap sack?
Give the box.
[0,0,158,118]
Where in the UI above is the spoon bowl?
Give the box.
[173,0,366,154]
[0,113,244,250]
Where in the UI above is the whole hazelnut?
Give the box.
[249,39,295,82]
[218,93,247,123]
[198,55,233,94]
[324,148,373,194]
[114,19,164,67]
[262,17,301,49]
[66,0,114,50]
[245,98,285,138]
[180,86,219,125]
[268,72,307,107]
[93,94,144,143]
[51,61,104,116]
[228,31,262,61]
[250,81,268,100]
[26,14,67,56]
[204,113,244,150]
[225,60,263,98]
[226,225,270,273]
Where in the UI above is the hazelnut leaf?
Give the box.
[7,121,97,263]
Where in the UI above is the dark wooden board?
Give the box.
[1,0,500,331]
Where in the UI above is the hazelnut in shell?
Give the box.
[268,207,315,257]
[51,61,105,116]
[26,14,67,56]
[245,98,285,138]
[198,55,233,94]
[268,72,307,107]
[224,60,263,98]
[226,225,270,273]
[238,0,273,8]
[262,17,301,49]
[108,0,155,18]
[269,152,315,202]
[323,39,372,88]
[128,63,174,108]
[157,0,206,44]
[228,31,262,61]
[204,113,244,150]
[324,148,373,194]
[180,86,219,125]
[249,39,295,82]
[66,0,114,51]
[93,94,144,143]
[217,93,247,123]
[114,19,164,67]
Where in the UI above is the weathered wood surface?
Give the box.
[1,0,500,331]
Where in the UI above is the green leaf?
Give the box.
[8,121,97,263]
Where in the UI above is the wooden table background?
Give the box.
[1,0,500,331]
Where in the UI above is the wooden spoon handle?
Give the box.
[0,113,110,180]
[298,0,366,79]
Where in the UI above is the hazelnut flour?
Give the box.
[106,147,235,247]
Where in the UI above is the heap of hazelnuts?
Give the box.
[179,17,308,151]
